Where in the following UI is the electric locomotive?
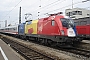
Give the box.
[18,12,82,45]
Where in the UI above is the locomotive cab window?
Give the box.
[51,20,55,26]
[60,18,74,28]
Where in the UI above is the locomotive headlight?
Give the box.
[61,30,64,35]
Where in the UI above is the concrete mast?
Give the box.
[19,7,21,24]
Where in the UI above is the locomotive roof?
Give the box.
[48,12,63,16]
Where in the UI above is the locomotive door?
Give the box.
[51,20,60,35]
[43,19,55,35]
[43,19,56,35]
[51,20,55,35]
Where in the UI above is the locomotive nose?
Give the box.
[67,28,76,37]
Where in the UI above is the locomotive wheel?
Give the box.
[44,39,48,45]
[38,38,44,45]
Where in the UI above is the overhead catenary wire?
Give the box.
[30,0,63,14]
[46,1,82,14]
[39,0,66,13]
[31,0,66,19]
[2,0,22,20]
[46,0,90,14]
[24,0,63,20]
[39,0,63,10]
[34,0,90,19]
[0,0,13,18]
[39,1,86,16]
[38,0,66,11]
[25,0,90,20]
[2,0,90,21]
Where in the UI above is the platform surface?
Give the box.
[0,51,4,60]
[0,39,21,60]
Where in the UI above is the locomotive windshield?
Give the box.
[60,18,74,28]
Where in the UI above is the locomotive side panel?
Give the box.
[25,21,32,34]
[37,19,43,34]
[37,17,60,35]
[18,23,25,35]
[42,19,55,35]
[25,20,38,34]
[31,20,38,34]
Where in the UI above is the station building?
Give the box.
[65,8,90,26]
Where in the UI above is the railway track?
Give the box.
[65,47,90,58]
[1,37,54,60]
[1,34,90,60]
[57,46,90,58]
[71,47,90,57]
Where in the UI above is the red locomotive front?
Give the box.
[37,12,79,43]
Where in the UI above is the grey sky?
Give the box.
[0,0,90,27]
